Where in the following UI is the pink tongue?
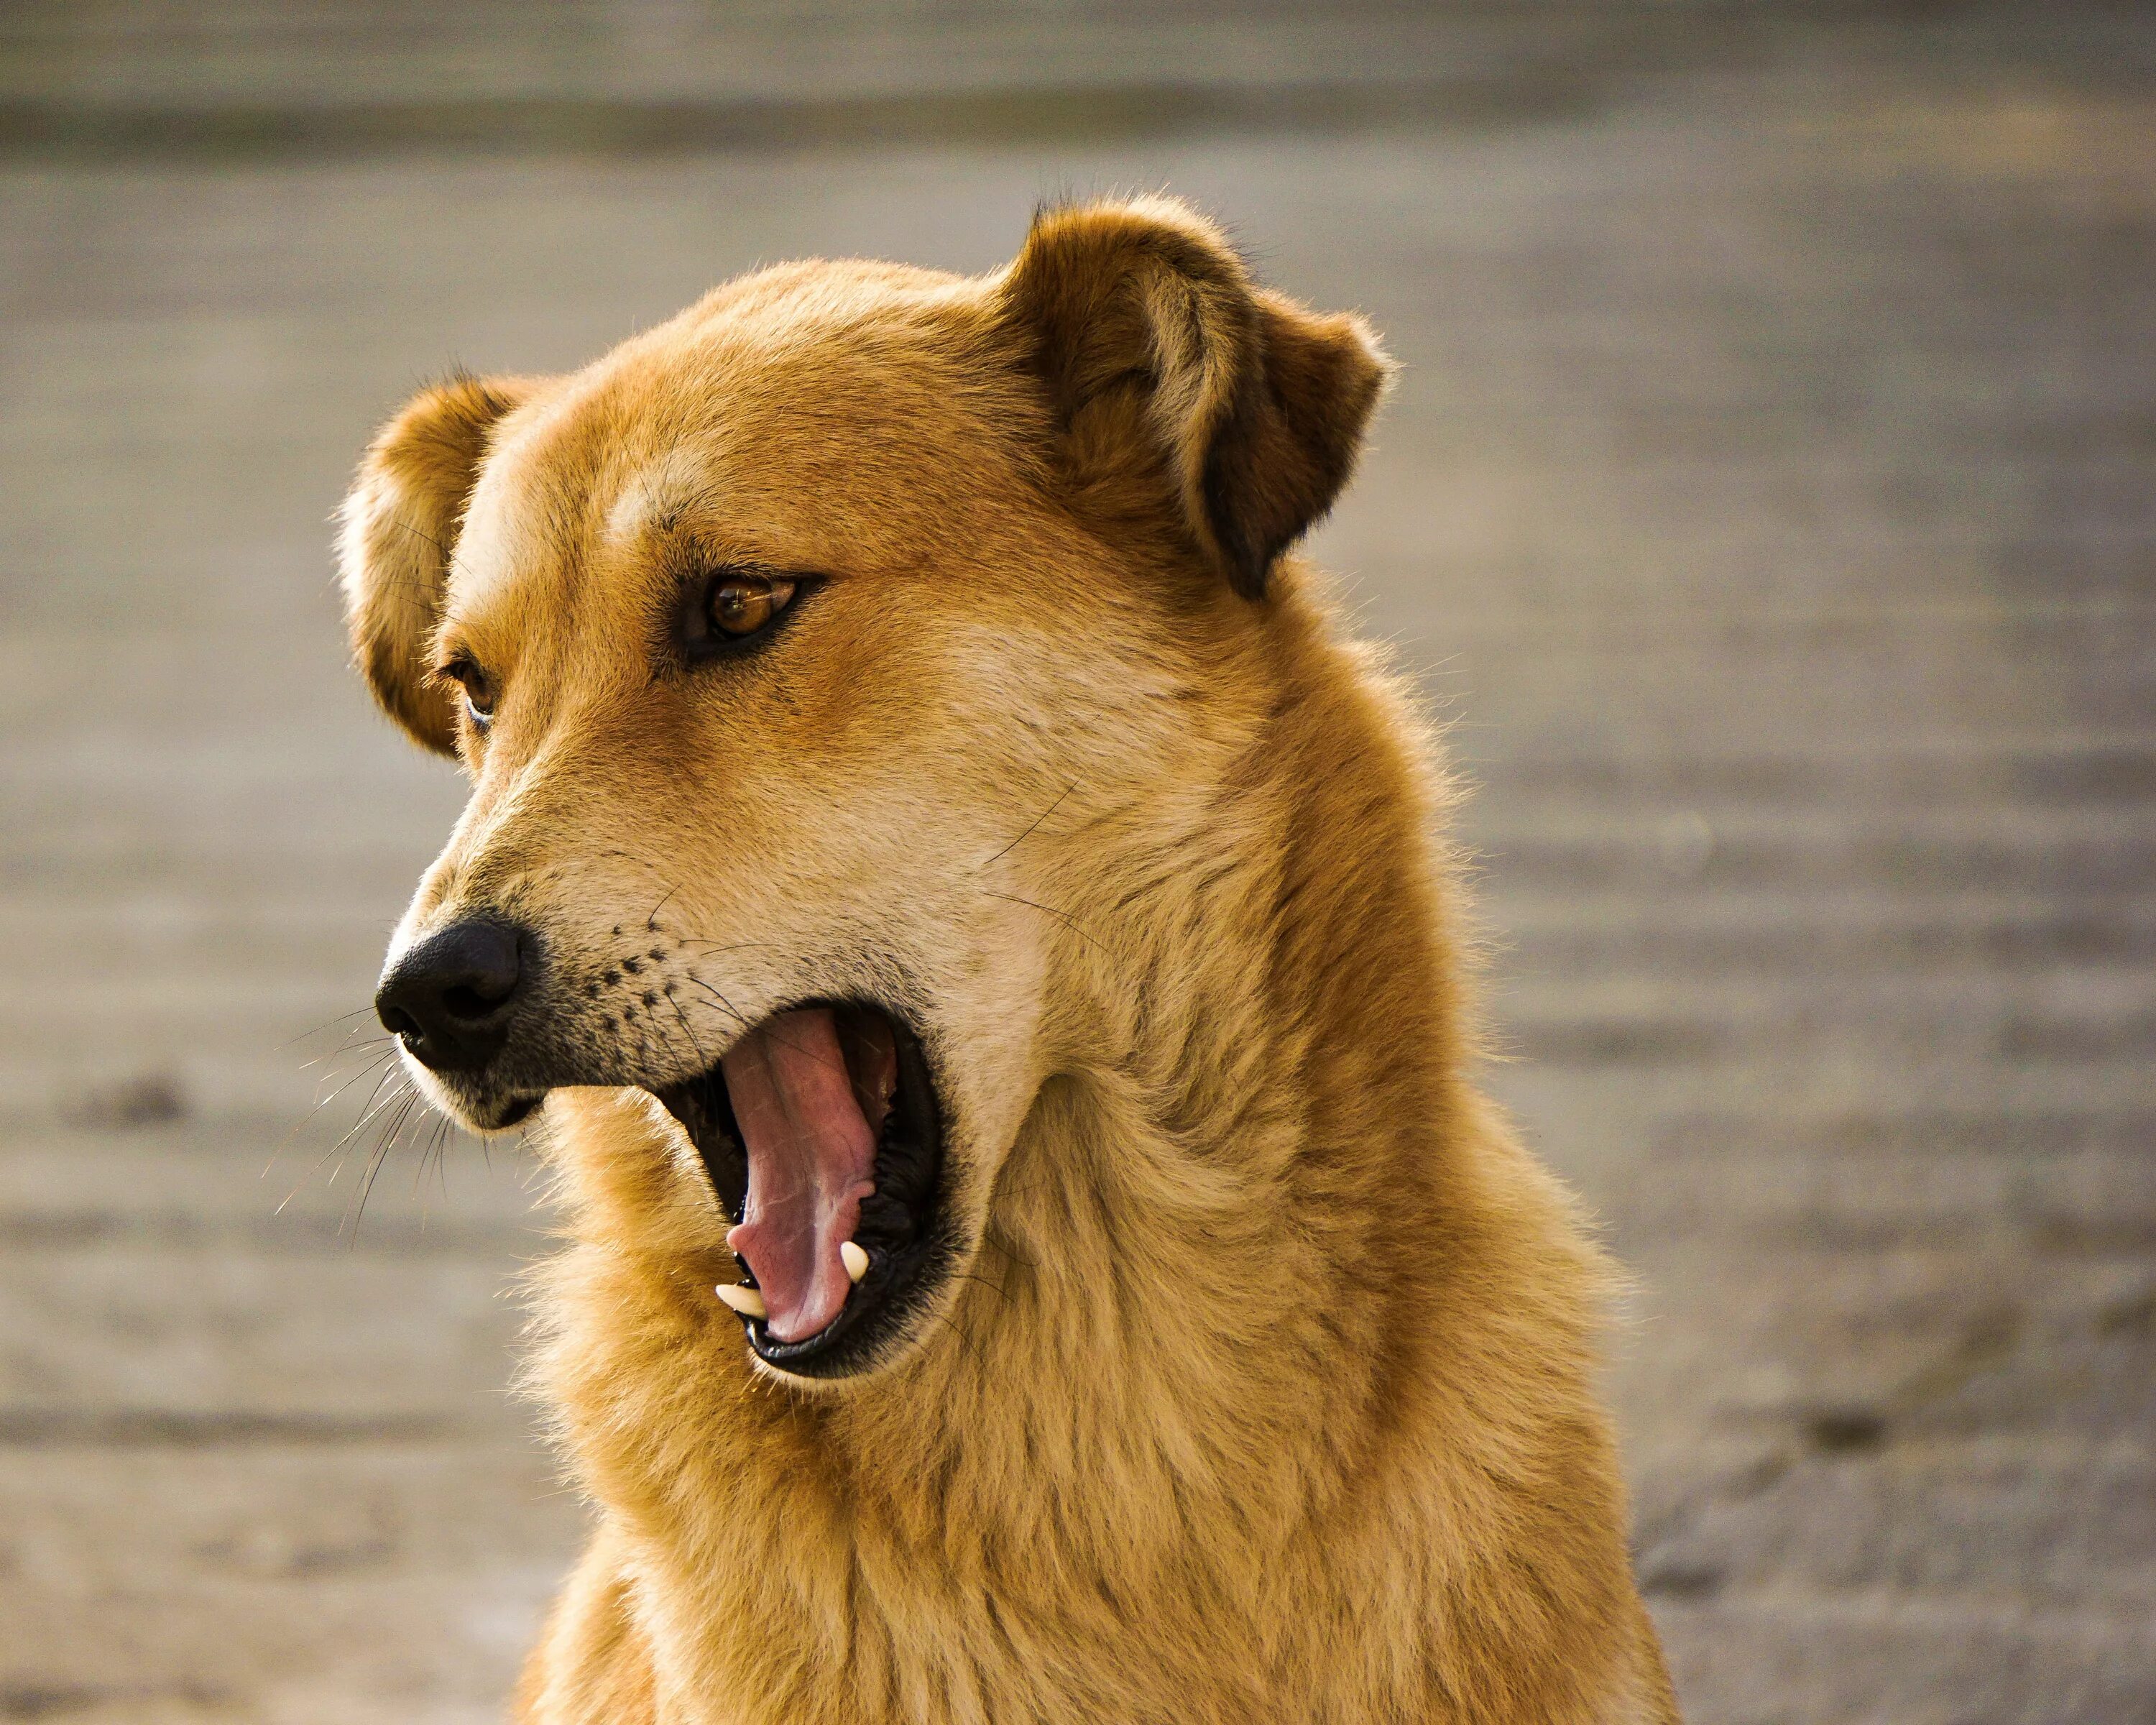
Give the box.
[722,1008,885,1344]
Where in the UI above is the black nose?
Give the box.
[376,919,525,1072]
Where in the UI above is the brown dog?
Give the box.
[338,196,1678,1723]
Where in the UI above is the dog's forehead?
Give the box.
[451,267,1019,632]
[602,444,704,546]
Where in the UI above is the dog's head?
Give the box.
[338,198,1387,1379]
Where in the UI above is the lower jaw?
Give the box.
[413,1069,540,1135]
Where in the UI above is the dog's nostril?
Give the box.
[441,984,499,1022]
[379,1003,424,1041]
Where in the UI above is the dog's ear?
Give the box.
[336,373,538,755]
[998,196,1391,599]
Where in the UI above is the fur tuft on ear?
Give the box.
[335,373,538,754]
[998,196,1391,599]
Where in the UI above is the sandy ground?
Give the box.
[1,7,2152,1721]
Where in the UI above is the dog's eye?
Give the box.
[706,573,797,640]
[443,659,495,728]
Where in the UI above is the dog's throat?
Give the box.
[720,1007,893,1343]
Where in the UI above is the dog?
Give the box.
[337,196,1678,1724]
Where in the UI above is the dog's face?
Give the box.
[339,201,1385,1379]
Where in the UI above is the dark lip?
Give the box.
[443,1088,540,1133]
[650,998,952,1379]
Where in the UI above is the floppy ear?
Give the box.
[336,373,538,755]
[998,196,1391,599]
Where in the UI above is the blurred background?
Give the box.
[2,3,2152,1721]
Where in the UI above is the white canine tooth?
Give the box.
[841,1241,870,1284]
[714,1282,766,1320]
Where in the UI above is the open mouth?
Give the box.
[651,1001,949,1378]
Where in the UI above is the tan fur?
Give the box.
[338,196,1677,1724]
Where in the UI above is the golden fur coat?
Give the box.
[336,196,1678,1724]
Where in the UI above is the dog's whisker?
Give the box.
[279,1004,384,1052]
[678,974,751,1029]
[300,1034,397,1080]
[411,1108,455,1203]
[346,1087,424,1238]
[919,1301,990,1372]
[425,1114,456,1210]
[645,883,683,932]
[645,1000,696,1080]
[318,1063,413,1183]
[665,992,711,1070]
[977,888,1109,954]
[975,778,1080,871]
[264,1047,402,1183]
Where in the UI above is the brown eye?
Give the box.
[443,659,494,726]
[706,573,796,639]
